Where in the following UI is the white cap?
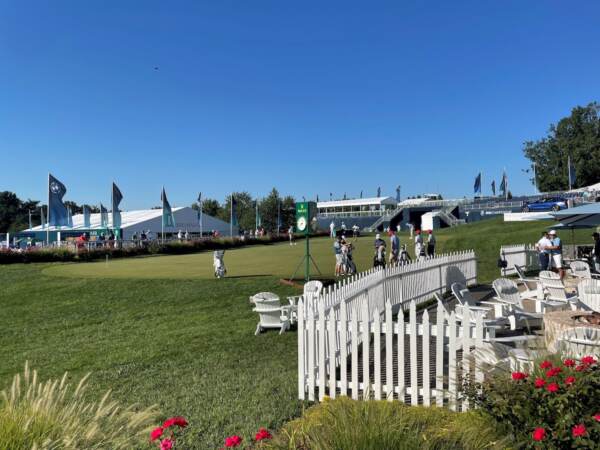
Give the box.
[549,230,556,235]
[376,234,381,239]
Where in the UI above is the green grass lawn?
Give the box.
[1,216,594,448]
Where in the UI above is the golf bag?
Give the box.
[213,250,226,278]
[373,245,386,269]
[399,244,412,265]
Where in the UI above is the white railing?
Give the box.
[298,297,485,410]
[499,244,539,276]
[298,251,478,405]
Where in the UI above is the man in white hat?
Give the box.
[547,230,564,279]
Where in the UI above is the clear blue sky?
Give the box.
[1,1,599,209]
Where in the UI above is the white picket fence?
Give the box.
[297,251,479,408]
[499,244,539,276]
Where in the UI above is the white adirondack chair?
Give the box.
[287,280,323,307]
[253,305,291,335]
[473,341,543,372]
[492,278,546,330]
[569,261,600,280]
[578,278,600,312]
[558,327,600,358]
[249,292,280,306]
[513,264,540,292]
[435,292,505,338]
[538,270,580,310]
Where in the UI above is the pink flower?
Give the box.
[150,427,164,442]
[163,416,188,429]
[511,371,528,380]
[534,378,546,388]
[255,427,273,441]
[539,360,552,369]
[546,367,562,377]
[546,382,559,393]
[593,413,600,422]
[225,435,243,447]
[160,439,173,450]
[532,427,546,441]
[563,358,576,367]
[575,364,586,372]
[581,355,596,365]
[572,424,587,438]
[565,376,576,385]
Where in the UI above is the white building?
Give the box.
[20,207,237,241]
[317,197,398,218]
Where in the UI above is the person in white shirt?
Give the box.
[396,224,401,234]
[177,230,183,240]
[329,221,336,238]
[535,231,552,271]
[352,224,360,238]
[184,230,190,240]
[288,226,296,245]
[408,223,414,239]
[414,230,424,260]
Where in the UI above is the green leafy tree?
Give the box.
[523,102,600,191]
[0,192,42,232]
[219,192,255,231]
[258,188,282,233]
[191,198,222,218]
[280,195,296,230]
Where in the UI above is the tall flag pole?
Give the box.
[28,210,32,230]
[40,206,46,230]
[111,182,123,236]
[197,192,203,237]
[491,180,496,197]
[377,187,381,198]
[474,172,482,196]
[500,169,508,200]
[230,194,238,237]
[83,205,91,228]
[277,198,281,235]
[100,204,108,229]
[161,187,175,241]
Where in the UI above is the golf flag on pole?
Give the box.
[48,173,69,227]
[83,205,91,228]
[197,192,203,236]
[474,173,482,195]
[100,204,109,228]
[568,155,576,189]
[500,171,508,199]
[161,187,175,228]
[377,187,381,198]
[491,180,496,197]
[111,182,123,229]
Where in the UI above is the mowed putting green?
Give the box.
[43,235,429,280]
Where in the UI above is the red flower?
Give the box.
[539,360,552,369]
[593,413,600,422]
[581,355,596,365]
[532,427,546,441]
[575,364,586,372]
[150,427,164,441]
[565,376,576,385]
[163,416,188,429]
[572,424,587,438]
[546,382,559,393]
[255,427,273,441]
[534,378,546,388]
[546,367,562,377]
[511,371,528,380]
[563,358,575,367]
[160,439,174,450]
[225,435,243,447]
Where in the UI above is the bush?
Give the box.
[0,363,158,449]
[464,354,600,449]
[263,397,508,450]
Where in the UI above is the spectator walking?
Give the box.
[288,225,296,245]
[593,232,600,272]
[373,233,386,268]
[414,229,424,261]
[535,231,552,271]
[329,221,336,238]
[185,230,190,240]
[390,230,400,265]
[408,222,414,238]
[352,224,359,238]
[547,230,564,279]
[427,230,436,257]
[334,235,344,276]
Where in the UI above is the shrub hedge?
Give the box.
[0,233,327,265]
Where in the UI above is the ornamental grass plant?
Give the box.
[263,396,508,450]
[0,363,158,450]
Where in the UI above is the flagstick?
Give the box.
[199,195,203,238]
[161,186,165,243]
[46,173,50,246]
[230,193,233,238]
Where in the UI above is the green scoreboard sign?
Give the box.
[295,201,318,236]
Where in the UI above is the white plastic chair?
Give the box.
[578,278,600,312]
[287,280,324,307]
[249,292,280,306]
[435,292,505,339]
[492,278,546,330]
[538,270,580,310]
[253,305,291,335]
[558,327,600,358]
[569,261,600,280]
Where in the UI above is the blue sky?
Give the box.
[1,1,599,209]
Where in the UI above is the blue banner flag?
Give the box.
[473,173,482,195]
[41,206,46,229]
[230,194,238,227]
[112,182,123,229]
[491,180,496,197]
[377,187,381,197]
[100,204,109,228]
[83,205,91,228]
[161,187,175,228]
[48,174,69,227]
[500,171,508,197]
